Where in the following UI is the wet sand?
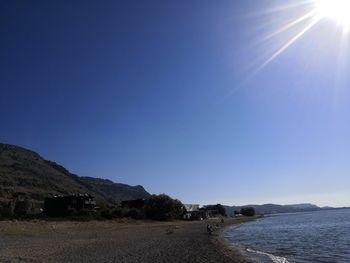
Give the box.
[0,218,254,263]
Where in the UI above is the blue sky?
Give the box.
[1,0,350,207]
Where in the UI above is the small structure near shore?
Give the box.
[183,204,209,220]
[0,192,43,217]
[44,194,96,217]
[184,204,227,220]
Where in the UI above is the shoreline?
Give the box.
[0,217,255,262]
[213,217,256,263]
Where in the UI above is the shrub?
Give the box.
[99,208,113,219]
[143,194,186,221]
[66,207,77,216]
[240,207,256,217]
[0,203,14,218]
[112,207,125,218]
[76,209,92,217]
[14,200,30,217]
[126,208,144,220]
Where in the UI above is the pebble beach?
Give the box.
[0,218,254,263]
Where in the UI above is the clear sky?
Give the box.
[1,0,350,207]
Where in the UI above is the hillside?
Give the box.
[79,176,151,204]
[0,143,150,206]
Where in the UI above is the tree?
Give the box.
[240,207,255,217]
[143,194,186,221]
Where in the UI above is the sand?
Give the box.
[0,217,254,263]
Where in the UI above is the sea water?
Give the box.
[224,209,350,263]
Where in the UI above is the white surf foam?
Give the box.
[246,248,291,263]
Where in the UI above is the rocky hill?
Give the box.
[0,143,150,206]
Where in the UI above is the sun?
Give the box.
[314,0,350,30]
[254,0,350,71]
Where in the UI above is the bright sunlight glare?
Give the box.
[256,0,350,71]
[314,0,350,30]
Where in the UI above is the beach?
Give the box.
[0,218,253,263]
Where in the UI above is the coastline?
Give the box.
[213,217,256,263]
[0,217,255,262]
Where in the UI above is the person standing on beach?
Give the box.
[207,224,213,235]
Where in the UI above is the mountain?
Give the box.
[224,203,325,216]
[0,143,150,207]
[285,203,320,210]
[79,176,151,204]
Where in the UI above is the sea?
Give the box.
[224,209,350,263]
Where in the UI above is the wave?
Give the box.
[246,248,291,263]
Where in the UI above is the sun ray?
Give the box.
[264,10,317,41]
[257,16,322,72]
